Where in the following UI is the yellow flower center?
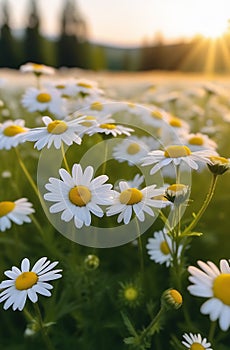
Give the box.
[90,101,103,111]
[77,82,93,89]
[169,117,182,127]
[169,289,183,305]
[209,156,229,165]
[47,120,68,134]
[127,102,136,108]
[3,125,26,136]
[164,145,191,158]
[0,201,15,217]
[124,287,138,301]
[81,116,96,127]
[167,184,187,193]
[119,188,143,205]
[36,93,52,103]
[56,84,65,89]
[213,274,230,305]
[190,343,205,350]
[151,110,163,119]
[69,186,92,206]
[127,143,141,155]
[160,240,170,255]
[32,63,43,70]
[188,136,204,146]
[100,123,116,130]
[15,272,38,290]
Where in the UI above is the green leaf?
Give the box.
[121,312,137,337]
[181,231,203,237]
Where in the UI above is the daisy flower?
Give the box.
[182,333,212,350]
[20,62,55,76]
[146,230,182,267]
[87,115,134,137]
[44,163,113,229]
[183,132,217,152]
[141,145,215,175]
[0,198,35,232]
[188,259,230,331]
[140,107,169,129]
[21,87,66,118]
[106,181,167,224]
[113,136,150,166]
[0,119,28,150]
[24,116,84,150]
[0,257,62,311]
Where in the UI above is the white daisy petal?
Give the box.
[0,257,62,311]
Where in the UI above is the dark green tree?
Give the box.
[0,0,18,67]
[23,0,43,64]
[57,0,89,68]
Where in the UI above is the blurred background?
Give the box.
[1,0,230,72]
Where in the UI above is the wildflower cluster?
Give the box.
[0,62,229,349]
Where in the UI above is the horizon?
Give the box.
[3,0,230,47]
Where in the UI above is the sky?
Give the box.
[4,0,230,46]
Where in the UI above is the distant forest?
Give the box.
[1,0,230,72]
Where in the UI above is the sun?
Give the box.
[199,19,229,39]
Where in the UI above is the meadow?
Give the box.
[0,66,230,350]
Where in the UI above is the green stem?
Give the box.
[33,303,55,350]
[135,218,144,280]
[182,174,218,236]
[61,144,70,173]
[140,307,164,340]
[208,320,217,343]
[15,147,39,196]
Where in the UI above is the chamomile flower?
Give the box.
[141,145,215,175]
[21,87,66,118]
[0,257,62,311]
[183,133,217,152]
[0,198,35,232]
[0,119,28,150]
[140,107,169,129]
[24,116,84,150]
[146,230,182,267]
[106,181,167,224]
[87,116,134,137]
[188,259,230,331]
[113,136,150,166]
[44,163,113,229]
[20,62,55,76]
[182,333,212,350]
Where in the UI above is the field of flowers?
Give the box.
[0,64,230,350]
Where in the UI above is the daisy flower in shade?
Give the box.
[0,119,28,150]
[183,132,217,152]
[182,333,212,350]
[24,116,84,150]
[140,106,169,129]
[106,181,167,224]
[44,163,113,229]
[113,136,150,166]
[87,116,134,137]
[0,257,62,311]
[72,78,104,97]
[20,62,55,76]
[0,198,35,232]
[21,87,66,118]
[146,230,182,267]
[188,259,230,331]
[141,145,215,175]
